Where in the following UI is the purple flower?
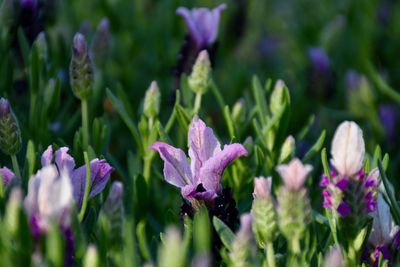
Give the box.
[308,47,330,74]
[379,105,397,143]
[337,202,351,217]
[151,116,247,202]
[41,145,114,208]
[335,178,349,191]
[0,166,15,186]
[176,4,226,49]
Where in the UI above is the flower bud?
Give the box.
[91,18,111,68]
[84,245,99,267]
[1,166,15,187]
[34,32,48,62]
[143,81,161,119]
[323,246,344,267]
[270,80,285,114]
[231,98,245,124]
[279,135,295,163]
[69,33,94,100]
[331,121,365,177]
[188,50,212,95]
[0,98,22,155]
[251,177,277,247]
[158,227,186,267]
[229,214,256,267]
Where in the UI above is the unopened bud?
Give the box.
[158,227,186,267]
[232,98,245,123]
[84,245,99,267]
[279,135,295,163]
[92,18,111,68]
[5,188,23,235]
[70,33,94,100]
[143,81,161,118]
[188,50,212,95]
[34,32,48,62]
[0,98,22,155]
[270,80,286,114]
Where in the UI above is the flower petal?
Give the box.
[276,158,312,191]
[55,147,76,173]
[199,143,247,192]
[331,121,365,176]
[188,116,221,183]
[41,145,53,166]
[151,141,193,188]
[176,7,203,47]
[253,176,272,199]
[1,166,15,186]
[369,193,393,246]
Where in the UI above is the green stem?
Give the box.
[266,242,276,267]
[143,155,152,184]
[78,152,91,222]
[81,99,90,150]
[193,92,202,114]
[290,239,301,255]
[11,154,21,179]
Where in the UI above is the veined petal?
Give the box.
[188,116,221,182]
[331,121,365,177]
[199,143,247,192]
[151,141,193,188]
[55,147,76,173]
[276,158,312,191]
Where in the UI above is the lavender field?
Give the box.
[1,0,400,266]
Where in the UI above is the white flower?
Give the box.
[331,121,365,177]
[24,165,73,231]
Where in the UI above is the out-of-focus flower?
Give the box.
[276,158,312,253]
[143,81,161,119]
[321,121,380,241]
[176,4,226,49]
[84,245,99,267]
[1,166,15,187]
[158,227,186,267]
[91,18,111,68]
[41,145,114,208]
[229,214,256,267]
[24,165,73,234]
[0,98,22,156]
[276,158,312,191]
[188,50,212,95]
[323,246,344,267]
[251,177,277,247]
[151,116,247,207]
[330,121,365,177]
[379,105,397,143]
[307,47,334,100]
[70,33,94,100]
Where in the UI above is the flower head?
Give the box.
[151,116,247,203]
[41,145,114,208]
[331,121,365,177]
[276,158,312,191]
[253,176,272,199]
[323,246,344,267]
[24,165,73,233]
[176,4,226,49]
[1,166,15,187]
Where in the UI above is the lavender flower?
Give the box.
[0,166,15,187]
[176,4,226,49]
[276,158,312,191]
[379,105,397,143]
[320,121,380,240]
[151,116,247,207]
[253,177,272,199]
[307,47,334,99]
[41,145,114,208]
[24,165,73,234]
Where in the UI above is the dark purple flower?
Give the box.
[336,178,349,191]
[379,105,397,143]
[41,145,114,208]
[176,4,226,49]
[337,201,351,217]
[151,116,247,203]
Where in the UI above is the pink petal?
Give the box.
[276,158,312,191]
[199,144,248,192]
[188,116,221,183]
[151,141,193,188]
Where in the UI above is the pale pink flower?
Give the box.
[276,158,312,191]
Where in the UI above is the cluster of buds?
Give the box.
[70,33,94,100]
[276,158,312,253]
[320,121,380,240]
[251,177,277,247]
[0,98,22,156]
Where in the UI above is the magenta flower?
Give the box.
[41,145,114,208]
[176,4,226,49]
[151,116,247,202]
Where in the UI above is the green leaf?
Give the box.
[193,206,210,253]
[136,220,151,261]
[17,28,30,67]
[321,148,332,180]
[378,160,400,224]
[223,105,235,140]
[303,130,326,162]
[252,75,268,125]
[25,140,36,178]
[175,104,191,134]
[213,217,235,251]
